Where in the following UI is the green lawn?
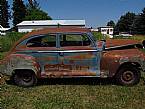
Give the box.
[0,77,145,109]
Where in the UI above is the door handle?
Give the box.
[59,52,64,56]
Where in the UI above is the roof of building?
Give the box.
[17,20,86,26]
[98,26,114,29]
[0,25,10,31]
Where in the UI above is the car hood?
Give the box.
[97,39,144,50]
[105,39,141,48]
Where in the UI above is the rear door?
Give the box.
[58,33,101,77]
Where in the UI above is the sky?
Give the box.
[9,0,145,27]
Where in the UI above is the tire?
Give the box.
[115,65,141,86]
[13,70,37,87]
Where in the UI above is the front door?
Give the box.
[58,33,101,77]
[26,34,59,77]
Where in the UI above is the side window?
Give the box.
[60,34,91,47]
[27,34,56,47]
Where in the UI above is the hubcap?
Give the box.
[21,73,32,82]
[122,71,134,82]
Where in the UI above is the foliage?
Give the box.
[92,32,110,40]
[24,0,52,20]
[0,32,25,52]
[114,12,136,34]
[132,8,145,35]
[28,0,37,8]
[107,20,115,28]
[0,52,7,60]
[0,0,10,28]
[25,8,52,20]
[12,0,26,27]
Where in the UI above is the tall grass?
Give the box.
[0,32,25,52]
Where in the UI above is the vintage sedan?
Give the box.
[0,28,145,87]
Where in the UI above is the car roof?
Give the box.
[19,27,90,41]
[9,27,90,52]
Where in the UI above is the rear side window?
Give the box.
[60,34,91,47]
[27,34,56,47]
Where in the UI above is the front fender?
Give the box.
[101,49,145,77]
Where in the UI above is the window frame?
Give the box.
[26,34,58,48]
[58,33,93,47]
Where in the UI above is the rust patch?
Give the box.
[105,39,141,48]
[100,48,145,77]
[0,54,40,77]
[43,64,96,77]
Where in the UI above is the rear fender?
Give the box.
[0,54,40,77]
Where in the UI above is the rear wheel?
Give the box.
[13,70,37,87]
[116,65,141,86]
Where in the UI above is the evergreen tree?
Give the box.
[132,8,145,34]
[107,20,115,28]
[12,0,26,27]
[0,0,10,28]
[114,12,136,33]
[25,0,52,20]
[28,0,37,8]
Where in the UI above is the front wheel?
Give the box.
[13,70,37,87]
[115,66,141,86]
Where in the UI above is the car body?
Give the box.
[0,28,145,87]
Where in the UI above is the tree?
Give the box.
[12,0,26,27]
[0,0,10,28]
[114,12,136,33]
[107,20,115,28]
[132,8,145,34]
[28,0,36,7]
[24,0,52,20]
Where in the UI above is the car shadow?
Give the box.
[5,76,145,86]
[5,77,116,86]
[36,77,116,86]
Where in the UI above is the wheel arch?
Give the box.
[115,62,141,77]
[12,69,37,77]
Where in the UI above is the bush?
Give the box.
[92,32,110,40]
[0,32,25,52]
[0,52,7,60]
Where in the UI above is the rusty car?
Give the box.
[0,27,145,87]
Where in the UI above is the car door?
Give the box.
[58,33,101,77]
[25,34,60,77]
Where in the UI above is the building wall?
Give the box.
[99,28,114,35]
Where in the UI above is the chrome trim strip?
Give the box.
[37,50,98,53]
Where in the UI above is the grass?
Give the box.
[0,33,145,109]
[0,77,145,109]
